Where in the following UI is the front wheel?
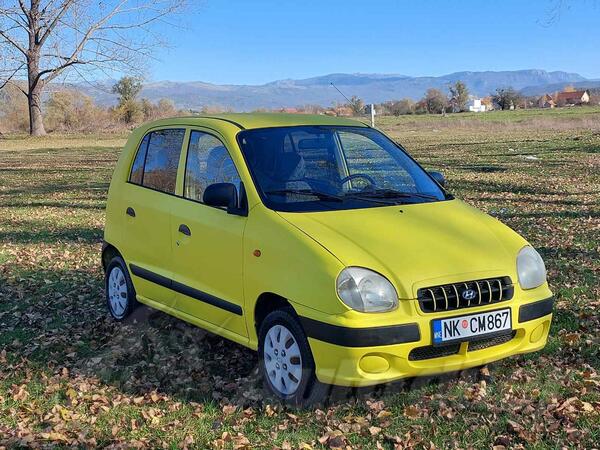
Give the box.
[258,308,329,406]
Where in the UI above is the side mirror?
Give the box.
[428,171,446,187]
[203,183,238,210]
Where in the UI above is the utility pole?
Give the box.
[370,104,376,127]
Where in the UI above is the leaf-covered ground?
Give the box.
[0,109,598,449]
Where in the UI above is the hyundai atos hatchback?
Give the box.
[102,113,553,405]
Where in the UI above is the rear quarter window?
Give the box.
[129,134,149,184]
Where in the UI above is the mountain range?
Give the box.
[76,69,595,111]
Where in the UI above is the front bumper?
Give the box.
[302,296,553,387]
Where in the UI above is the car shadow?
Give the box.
[75,304,487,408]
[0,271,492,408]
[1,260,488,409]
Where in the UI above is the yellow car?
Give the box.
[103,113,553,405]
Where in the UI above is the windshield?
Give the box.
[238,126,447,212]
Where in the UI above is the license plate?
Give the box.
[432,308,512,345]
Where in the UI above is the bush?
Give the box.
[115,98,144,124]
[45,90,112,132]
[384,99,415,116]
[0,85,29,133]
[141,98,178,121]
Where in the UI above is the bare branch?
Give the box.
[0,28,27,55]
[0,62,25,90]
[0,8,29,30]
[0,78,28,96]
[37,0,75,45]
[17,0,30,20]
[39,6,129,83]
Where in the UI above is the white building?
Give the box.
[467,98,487,112]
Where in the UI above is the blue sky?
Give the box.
[150,0,599,84]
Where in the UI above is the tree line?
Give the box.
[0,77,575,135]
[373,83,524,116]
[0,76,181,133]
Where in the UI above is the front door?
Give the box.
[122,128,186,306]
[170,129,247,338]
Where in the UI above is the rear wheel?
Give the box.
[258,308,329,406]
[105,256,137,321]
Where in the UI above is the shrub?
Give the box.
[45,90,110,132]
[0,85,29,133]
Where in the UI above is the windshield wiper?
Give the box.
[341,192,398,205]
[346,189,440,202]
[265,188,344,202]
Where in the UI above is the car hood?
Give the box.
[277,199,527,299]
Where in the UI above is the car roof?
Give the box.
[144,113,369,131]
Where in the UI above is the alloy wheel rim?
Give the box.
[108,266,128,318]
[264,324,303,396]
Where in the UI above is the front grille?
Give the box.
[417,277,513,313]
[409,343,460,361]
[468,331,516,351]
[408,331,517,361]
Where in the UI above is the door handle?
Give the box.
[126,207,136,217]
[178,224,191,236]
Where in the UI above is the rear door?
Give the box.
[121,128,186,306]
[169,129,248,338]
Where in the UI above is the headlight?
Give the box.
[336,267,398,312]
[517,246,547,289]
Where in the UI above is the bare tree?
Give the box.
[423,88,447,114]
[492,87,522,110]
[0,0,185,136]
[347,95,365,116]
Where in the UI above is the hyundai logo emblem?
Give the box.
[462,289,477,301]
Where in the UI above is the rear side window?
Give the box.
[184,131,241,203]
[129,129,185,194]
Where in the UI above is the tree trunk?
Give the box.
[28,87,46,136]
[27,1,46,137]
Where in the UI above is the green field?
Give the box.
[0,108,598,449]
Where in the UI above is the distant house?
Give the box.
[555,90,590,106]
[480,96,494,111]
[467,98,487,112]
[538,94,555,108]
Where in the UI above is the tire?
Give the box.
[105,256,137,321]
[258,308,330,407]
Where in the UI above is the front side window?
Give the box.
[184,131,241,203]
[238,126,446,212]
[129,129,185,194]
